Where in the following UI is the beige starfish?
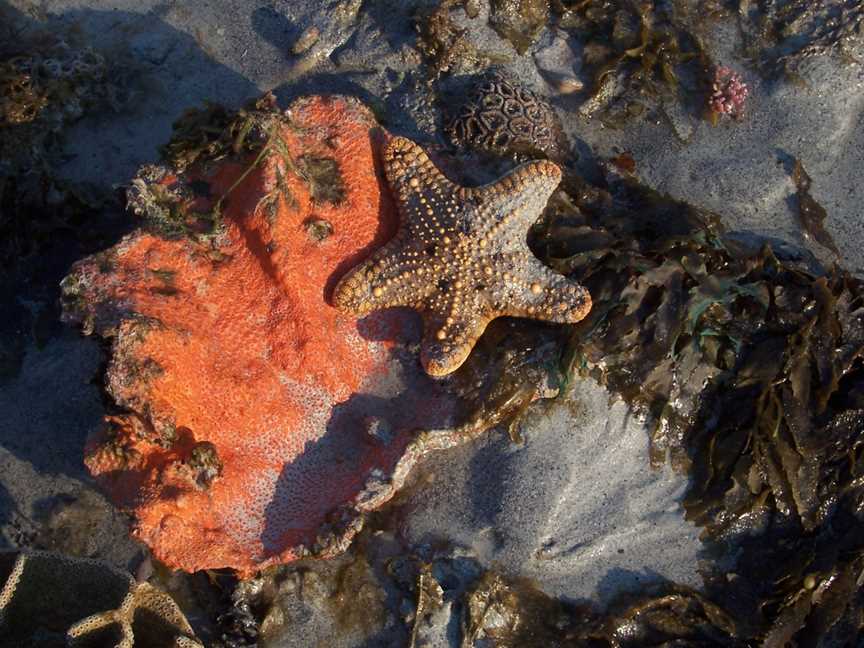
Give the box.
[332,136,592,376]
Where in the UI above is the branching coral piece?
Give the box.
[0,550,200,647]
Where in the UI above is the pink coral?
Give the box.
[708,65,748,121]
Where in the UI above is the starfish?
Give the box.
[332,136,592,376]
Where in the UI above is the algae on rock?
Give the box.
[489,0,550,54]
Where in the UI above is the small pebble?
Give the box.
[554,76,584,94]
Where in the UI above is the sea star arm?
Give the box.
[416,254,589,376]
[331,235,438,315]
[463,159,562,250]
[418,294,493,377]
[489,253,591,323]
[382,137,463,239]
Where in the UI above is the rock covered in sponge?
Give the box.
[61,95,463,575]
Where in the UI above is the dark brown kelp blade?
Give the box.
[792,158,840,256]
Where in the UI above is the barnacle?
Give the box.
[0,30,132,276]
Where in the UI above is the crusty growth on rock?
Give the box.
[0,550,201,647]
[447,72,568,161]
[333,136,591,376]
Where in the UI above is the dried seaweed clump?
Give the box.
[0,32,131,175]
[135,93,344,242]
[160,94,280,174]
[554,1,712,127]
[738,0,864,76]
[530,161,864,642]
[447,71,568,161]
[0,550,201,647]
[0,37,124,132]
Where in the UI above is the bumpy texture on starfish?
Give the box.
[333,136,592,376]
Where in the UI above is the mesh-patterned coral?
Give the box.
[446,71,568,161]
[0,550,201,647]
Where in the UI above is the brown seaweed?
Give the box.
[353,153,862,643]
[160,94,279,173]
[551,1,714,127]
[527,158,864,643]
[791,157,839,256]
[431,562,743,647]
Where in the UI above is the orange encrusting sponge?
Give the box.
[65,96,451,575]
